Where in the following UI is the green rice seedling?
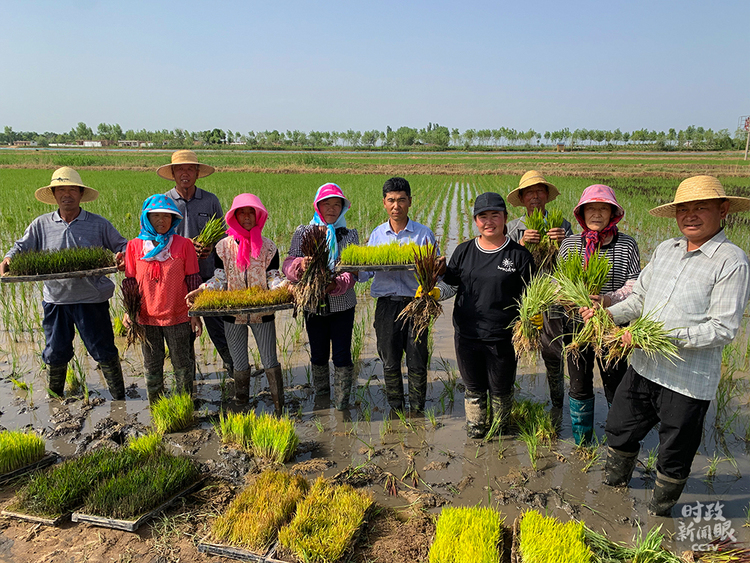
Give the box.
[312,416,325,433]
[704,452,725,481]
[397,243,442,342]
[251,413,299,464]
[214,410,256,451]
[695,542,750,563]
[512,399,555,445]
[554,249,611,297]
[643,446,658,474]
[66,365,81,395]
[112,315,127,337]
[9,377,28,391]
[292,226,332,314]
[603,310,681,367]
[0,430,46,475]
[13,447,141,518]
[524,208,548,269]
[338,242,421,265]
[583,525,636,561]
[426,407,439,428]
[429,505,503,563]
[518,510,592,563]
[628,524,682,563]
[127,431,163,457]
[379,418,392,443]
[79,451,199,519]
[518,426,542,470]
[192,215,226,247]
[192,285,293,311]
[512,274,558,358]
[212,470,308,551]
[150,392,195,434]
[121,280,145,348]
[277,477,373,563]
[7,247,115,276]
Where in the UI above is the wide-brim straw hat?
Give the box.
[35,167,99,205]
[507,170,560,208]
[649,175,750,218]
[157,150,216,181]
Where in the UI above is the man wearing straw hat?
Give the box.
[583,175,750,516]
[159,150,234,380]
[0,167,128,400]
[506,170,573,427]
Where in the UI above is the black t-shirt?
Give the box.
[443,237,534,341]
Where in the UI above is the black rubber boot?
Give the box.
[333,365,354,411]
[266,365,285,415]
[648,472,688,517]
[233,368,252,404]
[603,446,639,487]
[99,359,126,400]
[464,390,488,439]
[174,367,194,397]
[384,371,404,411]
[144,370,165,404]
[47,364,67,398]
[546,360,565,431]
[489,394,514,436]
[312,364,330,395]
[407,371,427,414]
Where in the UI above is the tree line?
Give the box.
[2,122,746,151]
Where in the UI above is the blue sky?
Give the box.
[2,0,748,134]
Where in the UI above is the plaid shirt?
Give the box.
[608,230,750,400]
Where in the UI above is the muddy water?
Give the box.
[2,290,750,551]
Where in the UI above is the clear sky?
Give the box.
[2,0,748,135]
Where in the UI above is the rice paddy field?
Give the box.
[0,149,749,562]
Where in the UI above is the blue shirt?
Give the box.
[362,219,438,298]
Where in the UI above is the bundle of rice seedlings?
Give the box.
[583,526,636,562]
[121,280,145,348]
[251,413,299,464]
[214,410,257,451]
[524,208,548,269]
[212,470,308,551]
[127,431,164,457]
[277,477,372,563]
[512,399,556,444]
[518,510,592,563]
[292,227,332,314]
[338,242,420,266]
[192,286,292,311]
[396,243,442,342]
[512,274,558,358]
[0,430,46,475]
[151,392,195,434]
[628,524,682,563]
[428,506,503,563]
[540,207,565,271]
[554,249,611,298]
[695,540,750,563]
[13,448,140,518]
[193,215,226,248]
[79,451,199,520]
[7,247,115,276]
[602,310,682,367]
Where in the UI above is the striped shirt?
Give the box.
[5,209,127,304]
[608,230,750,400]
[559,232,641,294]
[286,225,359,314]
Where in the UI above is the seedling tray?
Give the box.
[0,453,57,486]
[1,508,69,527]
[189,303,294,317]
[336,264,415,272]
[71,477,205,532]
[198,539,287,562]
[1,266,118,283]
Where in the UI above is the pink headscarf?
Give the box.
[225,193,269,271]
[573,184,625,266]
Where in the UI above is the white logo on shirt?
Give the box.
[498,258,516,272]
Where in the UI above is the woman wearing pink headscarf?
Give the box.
[283,183,359,411]
[558,184,641,445]
[187,193,285,414]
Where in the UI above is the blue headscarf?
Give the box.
[308,183,351,270]
[137,194,183,260]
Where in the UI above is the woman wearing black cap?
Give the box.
[437,192,535,438]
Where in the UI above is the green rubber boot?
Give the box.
[99,358,126,400]
[569,396,594,446]
[407,371,427,414]
[144,370,165,404]
[47,364,67,398]
[383,371,404,411]
[648,472,688,517]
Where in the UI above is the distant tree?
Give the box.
[463,128,476,147]
[72,122,93,140]
[361,130,379,147]
[394,126,417,147]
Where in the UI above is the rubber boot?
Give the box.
[490,394,514,436]
[407,371,427,414]
[546,360,565,431]
[233,368,252,404]
[312,364,330,394]
[216,346,234,379]
[144,370,165,404]
[464,390,488,439]
[266,365,285,415]
[569,396,594,446]
[383,371,404,411]
[648,472,688,517]
[47,363,67,398]
[174,367,194,397]
[99,358,126,400]
[333,365,354,411]
[603,446,639,486]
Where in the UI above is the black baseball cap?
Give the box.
[473,192,507,217]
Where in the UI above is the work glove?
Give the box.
[415,285,440,300]
[530,313,544,330]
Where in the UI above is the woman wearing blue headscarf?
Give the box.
[123,194,203,403]
[282,183,359,410]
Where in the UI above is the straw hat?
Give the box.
[156,150,216,181]
[34,167,99,205]
[507,170,560,208]
[649,175,750,218]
